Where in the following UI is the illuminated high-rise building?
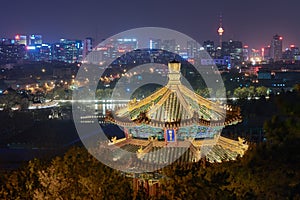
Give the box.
[109,38,137,58]
[282,48,293,61]
[221,40,243,67]
[282,45,300,62]
[242,45,249,61]
[161,39,176,52]
[290,45,300,56]
[149,39,161,49]
[15,35,27,45]
[187,40,199,58]
[250,48,262,64]
[87,38,138,63]
[115,38,138,52]
[0,42,26,64]
[82,37,93,61]
[52,39,83,63]
[203,40,215,58]
[263,45,271,61]
[270,34,283,62]
[29,34,42,45]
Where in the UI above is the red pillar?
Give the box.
[133,178,139,196]
[144,180,149,193]
[124,127,129,138]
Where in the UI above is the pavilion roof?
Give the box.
[102,135,248,166]
[107,61,241,128]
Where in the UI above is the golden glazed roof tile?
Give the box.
[107,61,241,128]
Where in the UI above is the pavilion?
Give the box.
[105,60,248,165]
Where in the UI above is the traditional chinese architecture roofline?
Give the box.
[108,61,241,128]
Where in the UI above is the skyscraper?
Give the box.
[263,45,271,61]
[290,45,299,56]
[187,40,199,58]
[15,35,27,45]
[242,45,249,61]
[149,39,161,49]
[203,40,215,58]
[82,37,93,61]
[29,35,42,45]
[52,39,83,63]
[270,34,283,62]
[161,39,176,53]
[221,40,243,67]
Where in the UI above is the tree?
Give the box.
[0,89,33,110]
[233,87,248,99]
[248,86,255,98]
[255,86,268,97]
[0,147,133,199]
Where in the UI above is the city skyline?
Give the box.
[1,0,299,49]
[1,32,298,52]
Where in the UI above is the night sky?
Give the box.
[1,0,299,49]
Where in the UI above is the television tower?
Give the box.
[217,14,224,48]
